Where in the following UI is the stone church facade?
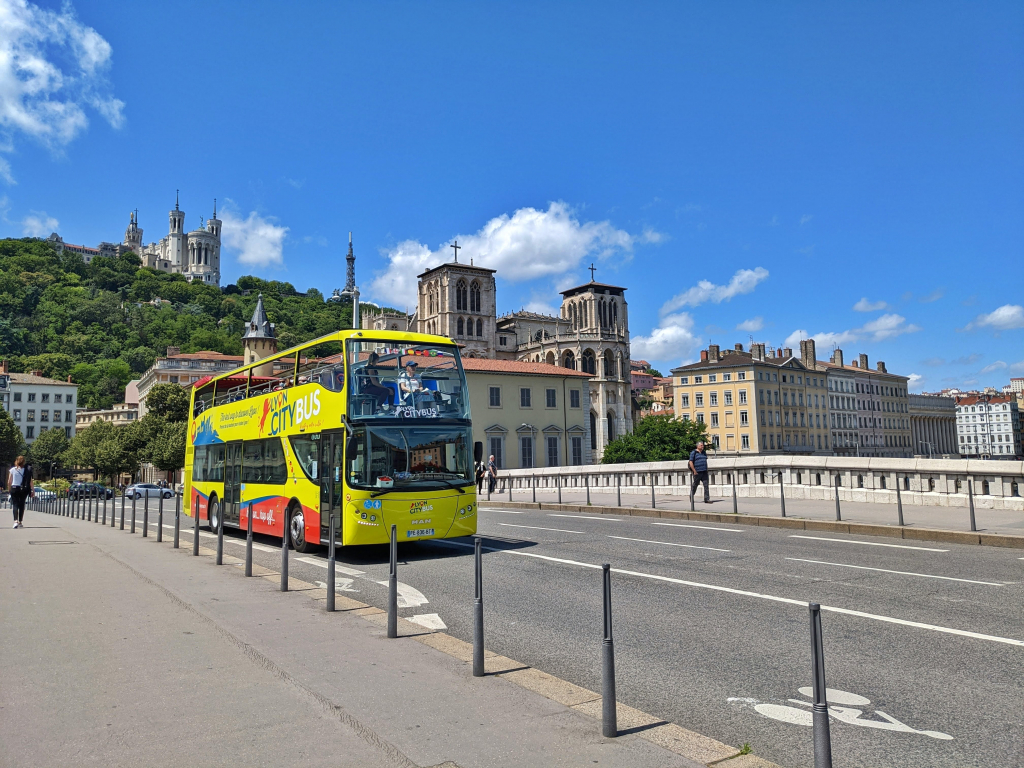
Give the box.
[364,259,633,460]
[122,194,222,286]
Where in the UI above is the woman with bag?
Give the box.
[8,456,33,529]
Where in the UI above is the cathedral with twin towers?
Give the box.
[364,246,635,455]
[123,193,222,286]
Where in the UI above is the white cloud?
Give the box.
[784,328,859,350]
[660,267,769,315]
[979,361,1008,374]
[966,304,1024,331]
[919,289,943,303]
[853,297,888,312]
[782,315,919,349]
[0,0,124,180]
[220,206,288,268]
[1010,360,1024,373]
[907,373,923,389]
[369,202,649,307]
[800,214,813,225]
[21,209,56,236]
[736,316,764,332]
[631,312,699,364]
[861,313,921,341]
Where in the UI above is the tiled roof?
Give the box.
[8,373,76,386]
[956,394,1013,406]
[461,358,592,378]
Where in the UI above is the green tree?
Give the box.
[0,407,25,469]
[645,366,663,378]
[601,414,709,464]
[144,382,191,422]
[148,421,186,482]
[27,427,70,478]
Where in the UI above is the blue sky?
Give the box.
[2,1,1022,390]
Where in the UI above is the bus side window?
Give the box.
[193,445,207,482]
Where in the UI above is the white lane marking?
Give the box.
[608,535,730,553]
[432,540,1024,647]
[480,508,524,514]
[549,514,621,521]
[786,558,1005,586]
[497,523,585,534]
[158,523,277,551]
[652,522,743,533]
[407,613,447,631]
[374,580,429,608]
[297,557,365,576]
[789,535,948,552]
[314,579,359,593]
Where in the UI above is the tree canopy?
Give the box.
[0,407,24,468]
[601,414,709,464]
[27,427,70,475]
[145,382,191,422]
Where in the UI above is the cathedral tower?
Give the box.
[124,210,143,253]
[242,294,277,377]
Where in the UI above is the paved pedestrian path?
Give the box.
[0,507,778,768]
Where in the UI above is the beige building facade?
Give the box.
[76,402,138,429]
[137,349,243,417]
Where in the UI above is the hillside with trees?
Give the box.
[0,238,357,409]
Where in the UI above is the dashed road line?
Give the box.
[549,514,621,521]
[785,558,1005,586]
[497,523,586,534]
[607,535,730,553]
[651,522,743,533]
[789,535,948,552]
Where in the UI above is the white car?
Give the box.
[33,489,56,500]
[125,483,174,500]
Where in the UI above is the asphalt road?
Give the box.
[151,504,1022,768]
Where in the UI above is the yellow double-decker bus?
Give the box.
[183,330,478,552]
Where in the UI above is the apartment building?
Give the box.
[137,348,243,417]
[0,366,79,444]
[909,393,958,457]
[76,402,139,429]
[956,394,1022,458]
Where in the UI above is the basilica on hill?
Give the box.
[363,253,634,458]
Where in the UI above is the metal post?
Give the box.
[192,497,200,556]
[87,493,92,522]
[157,494,163,542]
[532,474,536,504]
[280,508,289,592]
[809,603,834,768]
[896,478,904,526]
[968,479,977,532]
[732,473,738,515]
[143,494,149,538]
[130,493,136,533]
[779,472,786,517]
[834,475,841,521]
[473,536,484,677]
[387,524,398,638]
[173,493,181,549]
[245,502,253,576]
[616,474,621,508]
[508,476,512,501]
[102,495,107,525]
[601,563,617,738]
[586,473,591,506]
[326,512,335,611]
[557,475,562,504]
[216,498,224,565]
[120,492,125,530]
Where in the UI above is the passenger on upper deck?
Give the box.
[360,352,394,411]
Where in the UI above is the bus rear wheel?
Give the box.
[288,503,317,554]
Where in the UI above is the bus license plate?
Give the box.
[407,528,434,538]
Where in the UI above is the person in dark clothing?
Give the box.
[360,352,394,411]
[487,455,497,494]
[8,456,33,528]
[475,460,485,494]
[688,441,710,503]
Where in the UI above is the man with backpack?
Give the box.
[8,455,33,528]
[688,441,711,505]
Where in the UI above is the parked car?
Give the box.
[125,483,174,500]
[69,482,114,500]
[34,488,57,500]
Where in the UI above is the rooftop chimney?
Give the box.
[782,348,793,358]
[31,370,43,377]
[876,361,887,373]
[734,343,743,352]
[751,343,765,361]
[831,348,844,368]
[707,344,720,361]
[67,375,73,383]
[859,353,869,370]
[166,346,180,357]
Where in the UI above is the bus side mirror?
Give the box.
[474,441,483,463]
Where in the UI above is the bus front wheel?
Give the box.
[208,496,220,532]
[288,503,317,554]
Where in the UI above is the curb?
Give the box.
[479,501,1024,549]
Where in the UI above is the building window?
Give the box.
[27,393,35,402]
[570,389,581,408]
[680,377,689,384]
[499,336,507,346]
[723,373,732,381]
[13,409,20,420]
[27,409,35,421]
[695,393,704,407]
[54,394,62,403]
[696,413,704,423]
[41,393,49,402]
[457,318,464,336]
[711,413,719,427]
[476,318,483,337]
[739,390,747,405]
[40,410,48,422]
[489,387,501,407]
[65,410,73,421]
[25,426,34,438]
[546,389,557,408]
[520,436,534,468]
[681,394,690,407]
[571,436,583,465]
[724,391,733,406]
[741,434,750,449]
[520,388,532,408]
[13,392,21,402]
[740,410,748,426]
[694,375,703,384]
[488,437,503,469]
[546,436,559,467]
[710,392,719,406]
[709,374,717,382]
[65,427,71,438]
[738,372,746,380]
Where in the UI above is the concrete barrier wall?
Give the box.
[496,456,1024,511]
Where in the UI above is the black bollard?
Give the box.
[173,492,180,549]
[650,474,656,509]
[601,563,617,738]
[157,493,163,542]
[896,479,904,526]
[834,475,842,521]
[87,493,92,522]
[102,494,107,526]
[473,536,484,677]
[557,475,562,504]
[192,497,200,556]
[586,473,592,506]
[387,524,398,638]
[143,494,149,538]
[216,499,224,564]
[326,512,335,611]
[968,479,977,532]
[616,474,622,508]
[280,508,290,592]
[779,473,786,517]
[245,502,253,576]
[508,477,512,501]
[809,603,834,768]
[131,493,136,534]
[532,474,536,504]
[120,492,125,530]
[732,473,738,515]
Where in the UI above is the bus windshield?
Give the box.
[346,424,473,491]
[347,340,468,421]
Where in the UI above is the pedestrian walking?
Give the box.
[475,459,486,494]
[487,454,497,494]
[8,456,34,529]
[688,441,711,504]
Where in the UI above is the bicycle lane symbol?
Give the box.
[733,688,953,741]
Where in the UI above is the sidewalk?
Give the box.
[0,510,775,768]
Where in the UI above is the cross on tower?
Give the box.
[588,263,597,281]
[450,240,461,262]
